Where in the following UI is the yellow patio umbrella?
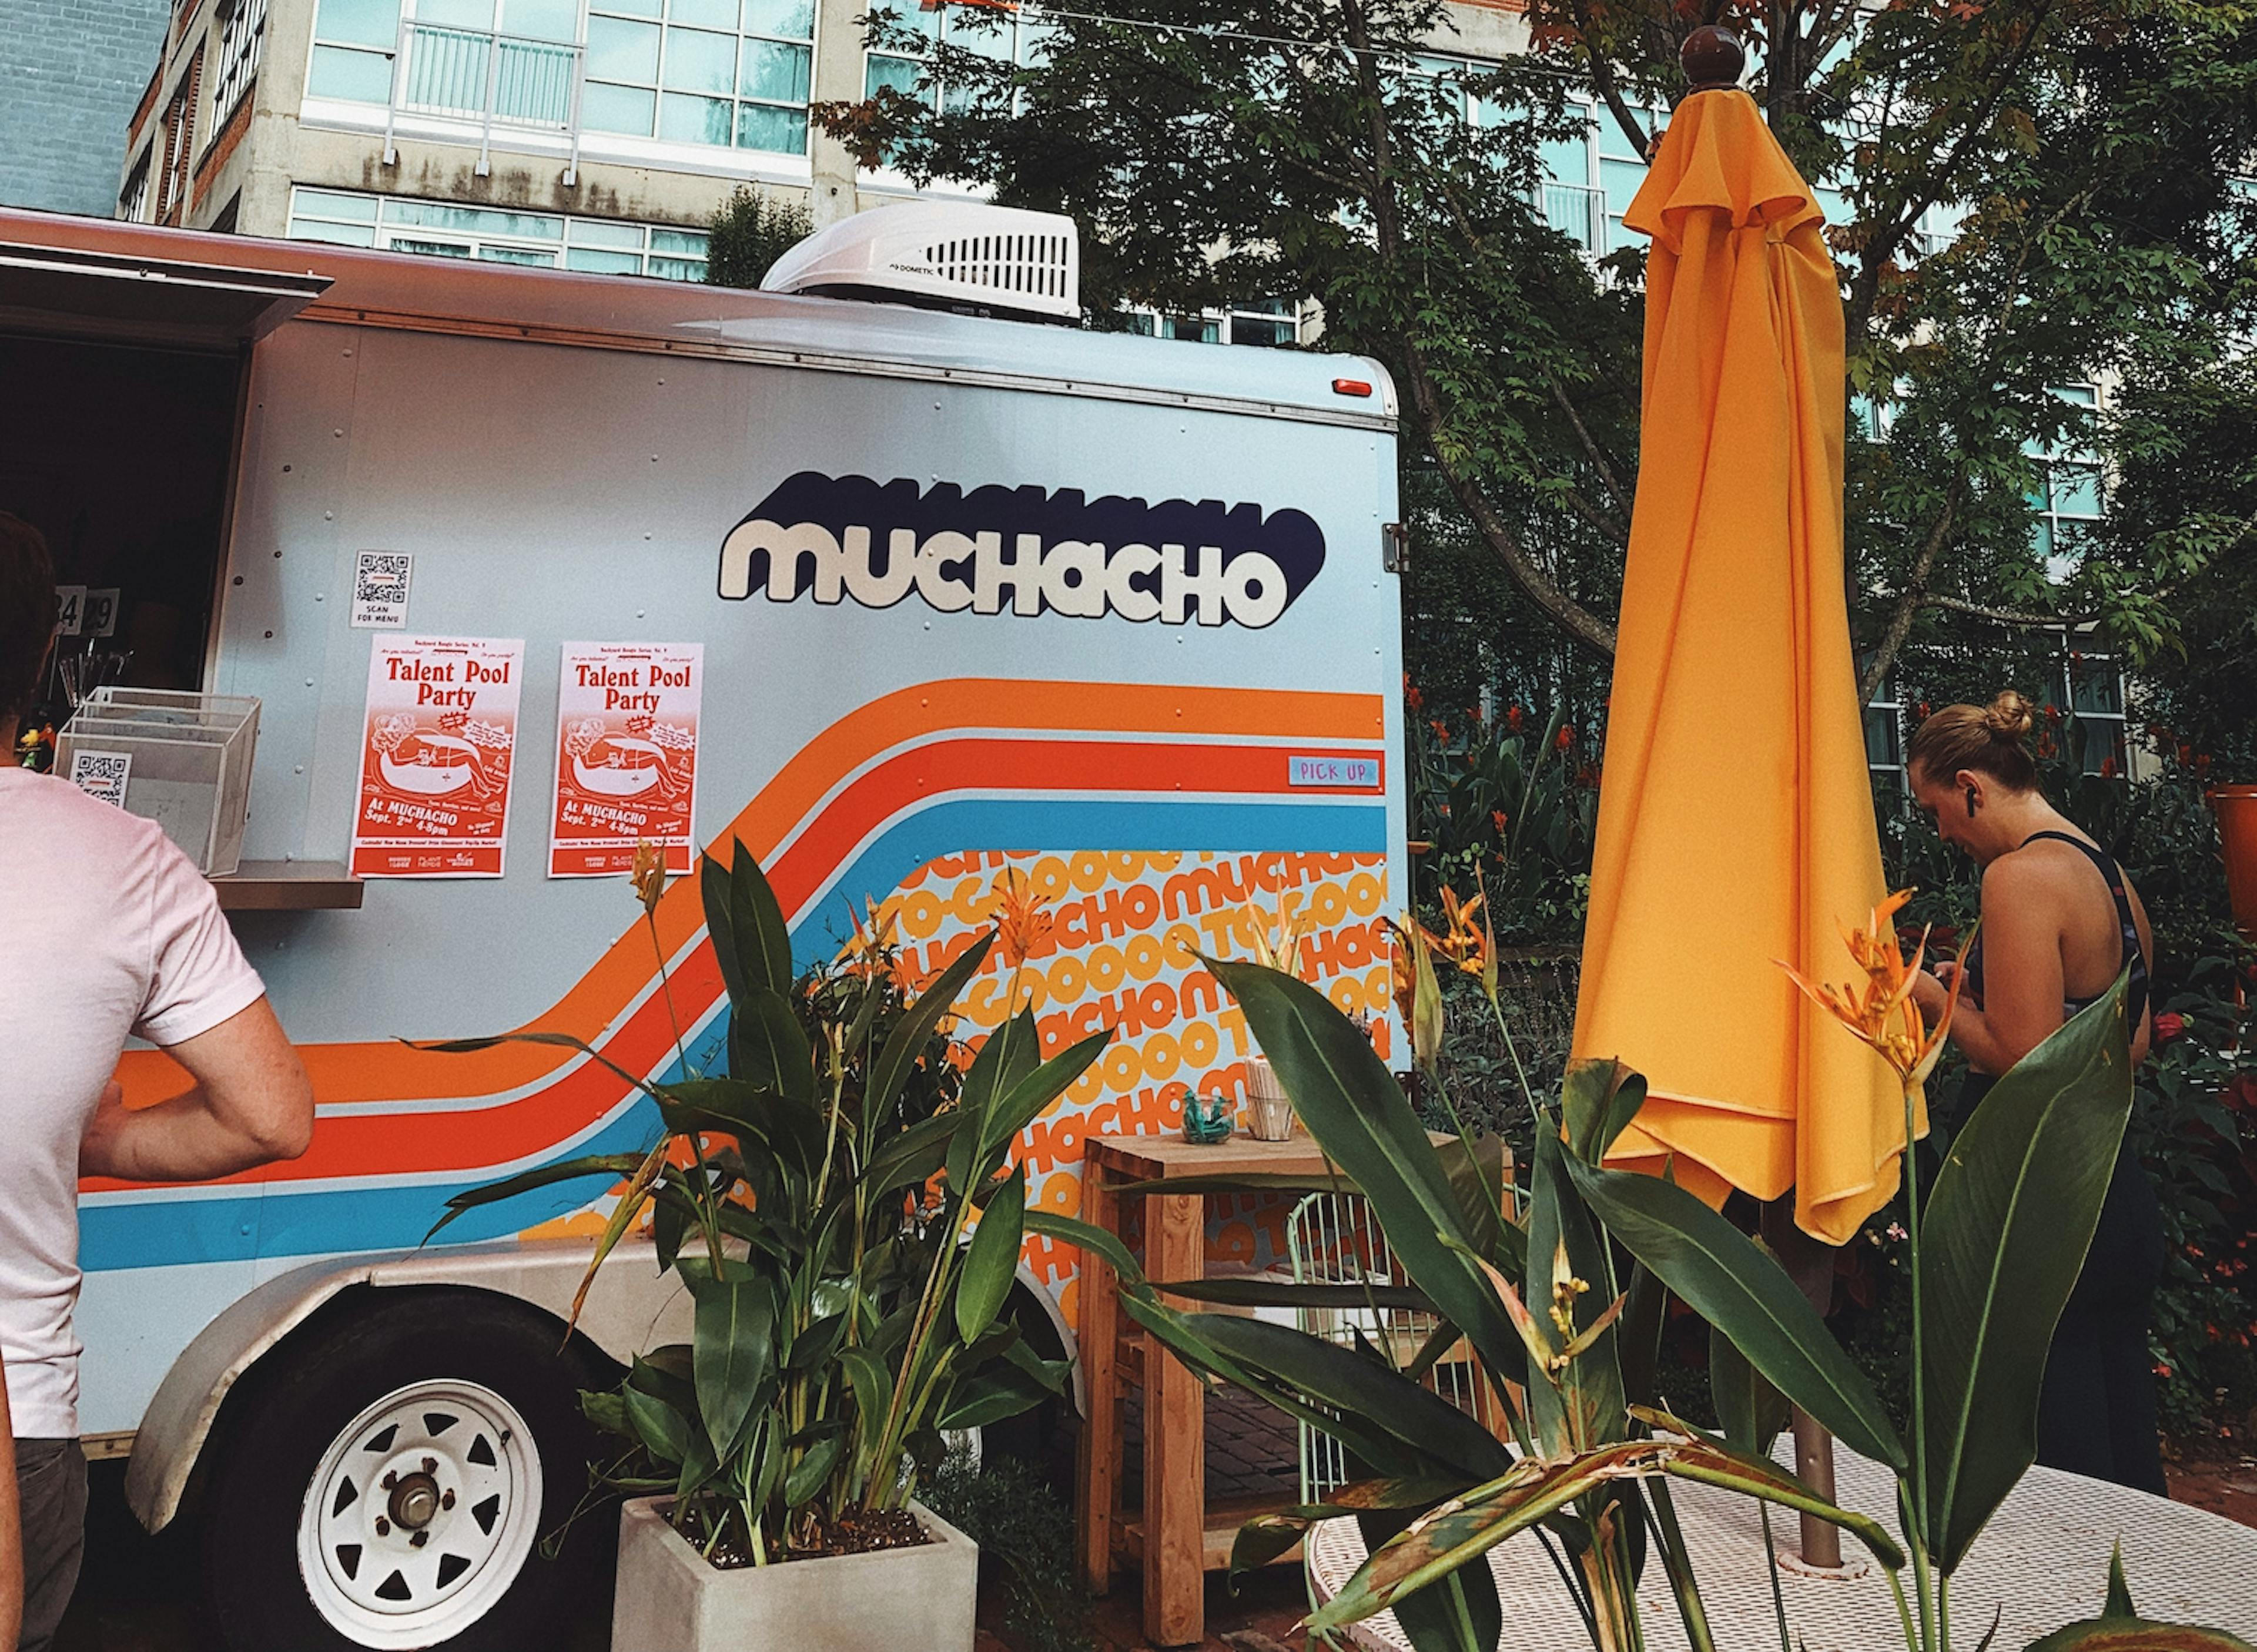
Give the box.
[1571,56,1905,1246]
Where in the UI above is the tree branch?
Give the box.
[1341,0,1617,664]
[1546,371,1636,524]
[1564,0,1654,160]
[1858,483,1961,702]
[1917,593,2093,628]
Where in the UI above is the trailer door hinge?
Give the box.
[1382,522,1408,575]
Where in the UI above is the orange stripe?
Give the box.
[115,682,1382,1110]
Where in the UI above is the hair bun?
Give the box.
[1983,690,2035,743]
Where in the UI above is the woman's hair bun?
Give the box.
[1983,689,2035,743]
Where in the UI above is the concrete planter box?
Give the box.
[610,1496,979,1652]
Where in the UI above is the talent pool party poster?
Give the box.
[548,641,703,878]
[350,635,525,878]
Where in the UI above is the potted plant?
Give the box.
[430,843,1106,1652]
[1042,891,2255,1652]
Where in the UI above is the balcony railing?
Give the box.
[381,21,585,185]
[1538,181,1608,254]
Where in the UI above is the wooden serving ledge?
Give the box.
[210,860,364,910]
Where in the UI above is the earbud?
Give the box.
[1964,785,1978,819]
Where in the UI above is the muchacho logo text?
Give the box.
[716,473,1325,629]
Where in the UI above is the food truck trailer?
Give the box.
[0,200,1405,1649]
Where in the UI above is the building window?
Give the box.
[583,0,816,155]
[865,0,1050,118]
[213,0,268,120]
[155,50,204,224]
[1864,678,1907,810]
[2027,383,2101,580]
[307,0,404,103]
[120,158,153,223]
[286,186,712,279]
[1120,299,1307,348]
[2051,646,2129,776]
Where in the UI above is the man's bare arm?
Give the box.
[80,998,313,1183]
[0,1373,20,1652]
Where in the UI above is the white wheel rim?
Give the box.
[295,1379,543,1649]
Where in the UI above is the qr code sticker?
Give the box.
[69,749,132,806]
[352,551,413,628]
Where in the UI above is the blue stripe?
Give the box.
[82,795,1385,1272]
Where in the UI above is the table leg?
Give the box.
[1144,1191,1206,1646]
[1076,1167,1123,1596]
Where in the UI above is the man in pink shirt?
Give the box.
[0,513,313,1651]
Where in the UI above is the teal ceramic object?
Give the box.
[1180,1093,1235,1144]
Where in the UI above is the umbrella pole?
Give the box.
[1760,1198,1844,1569]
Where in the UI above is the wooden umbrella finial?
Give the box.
[1681,25,1746,91]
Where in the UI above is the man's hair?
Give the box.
[0,512,59,725]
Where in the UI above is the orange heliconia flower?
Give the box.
[1243,899,1312,981]
[1779,889,1971,1089]
[630,840,667,919]
[990,868,1054,969]
[834,896,899,984]
[1429,887,1489,980]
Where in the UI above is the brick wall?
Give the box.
[0,0,175,216]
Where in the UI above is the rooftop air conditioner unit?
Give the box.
[760,200,1080,323]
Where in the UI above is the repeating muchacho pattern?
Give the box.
[870,847,1395,1329]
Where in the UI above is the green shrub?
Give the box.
[922,1453,1093,1652]
[705,186,814,291]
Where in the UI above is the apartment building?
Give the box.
[113,0,1538,304]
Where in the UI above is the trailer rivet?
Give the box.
[273,549,282,558]
[264,630,274,639]
[334,429,343,438]
[232,576,244,587]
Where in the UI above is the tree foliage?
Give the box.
[705,185,814,291]
[820,0,2257,704]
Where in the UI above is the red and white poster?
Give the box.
[548,641,703,879]
[350,635,524,879]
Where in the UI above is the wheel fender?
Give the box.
[126,1238,688,1534]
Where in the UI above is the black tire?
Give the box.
[198,1289,615,1652]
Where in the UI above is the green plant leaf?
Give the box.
[1180,1311,1512,1480]
[1564,1155,1906,1471]
[1921,979,2137,1574]
[691,1274,775,1462]
[729,987,816,1103]
[1313,1430,1903,1633]
[727,837,794,997]
[1117,1296,1475,1482]
[870,932,995,1123]
[784,1434,844,1509]
[956,1162,1026,1341]
[1387,1542,1502,1652]
[2105,1545,2135,1619]
[1150,1277,1438,1311]
[623,1382,691,1465]
[1709,1321,1789,1456]
[980,1027,1114,1162]
[421,1152,647,1241]
[1023,1208,1147,1290]
[936,1363,1055,1430]
[2024,1621,2256,1651]
[864,1110,962,1195]
[1526,1122,1624,1453]
[1204,957,1525,1388]
[1561,1058,1647,1165]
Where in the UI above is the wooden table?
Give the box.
[1074,1131,1370,1647]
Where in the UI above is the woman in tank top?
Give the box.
[1903,691,2166,1493]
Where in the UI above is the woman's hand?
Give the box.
[1909,965,1951,1021]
